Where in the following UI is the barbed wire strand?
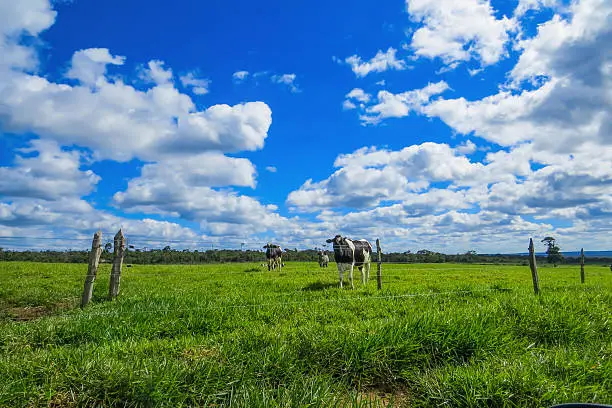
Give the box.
[49,288,512,319]
[0,266,509,279]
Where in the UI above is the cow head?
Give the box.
[326,235,344,246]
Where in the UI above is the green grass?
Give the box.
[0,261,610,407]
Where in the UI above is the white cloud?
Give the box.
[358,81,449,124]
[66,48,125,87]
[2,0,612,254]
[114,182,291,237]
[345,47,407,77]
[124,154,257,190]
[405,0,515,66]
[0,139,99,201]
[0,0,290,246]
[266,166,277,173]
[180,72,210,95]
[271,73,300,92]
[455,140,477,155]
[342,100,357,110]
[140,60,173,85]
[232,70,249,82]
[0,0,56,37]
[423,0,611,155]
[0,0,56,72]
[514,0,560,17]
[0,197,203,249]
[287,142,483,211]
[0,64,272,161]
[345,88,371,103]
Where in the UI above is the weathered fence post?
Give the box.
[109,229,125,300]
[528,238,540,295]
[81,230,103,308]
[580,248,585,284]
[376,239,382,290]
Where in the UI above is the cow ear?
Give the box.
[325,239,332,243]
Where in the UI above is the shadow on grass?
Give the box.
[302,281,339,291]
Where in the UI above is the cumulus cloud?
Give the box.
[140,60,174,85]
[344,47,407,77]
[271,73,300,92]
[423,0,611,155]
[342,100,357,110]
[0,139,99,201]
[0,0,288,246]
[346,88,371,103]
[2,0,612,253]
[0,197,203,249]
[232,70,249,82]
[356,81,449,124]
[514,0,560,17]
[66,48,125,86]
[455,140,477,155]
[0,67,272,161]
[287,142,484,211]
[180,71,210,95]
[405,0,515,66]
[0,0,56,71]
[265,166,277,173]
[114,181,291,237]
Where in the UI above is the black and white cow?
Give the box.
[325,235,372,289]
[263,243,283,271]
[318,251,329,268]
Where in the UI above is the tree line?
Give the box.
[1,245,610,265]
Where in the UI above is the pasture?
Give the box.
[0,261,610,407]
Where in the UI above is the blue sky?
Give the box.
[0,0,610,253]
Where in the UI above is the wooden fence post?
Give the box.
[81,230,102,308]
[528,238,540,295]
[109,229,125,300]
[376,239,382,290]
[580,248,585,284]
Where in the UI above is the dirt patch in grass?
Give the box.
[181,345,223,362]
[338,387,410,408]
[358,384,410,408]
[46,391,78,408]
[4,300,77,322]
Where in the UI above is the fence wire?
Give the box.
[37,288,512,320]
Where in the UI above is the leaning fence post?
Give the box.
[109,229,125,300]
[81,230,103,308]
[376,239,382,290]
[528,238,540,295]
[580,248,585,284]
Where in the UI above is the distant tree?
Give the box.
[104,242,112,253]
[541,236,563,267]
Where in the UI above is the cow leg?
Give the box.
[360,265,365,285]
[338,263,344,288]
[268,258,272,271]
[278,257,282,272]
[349,262,355,289]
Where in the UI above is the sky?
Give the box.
[0,0,610,254]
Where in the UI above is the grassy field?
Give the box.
[0,261,610,407]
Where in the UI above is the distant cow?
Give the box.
[326,235,372,289]
[318,251,329,268]
[263,243,283,271]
